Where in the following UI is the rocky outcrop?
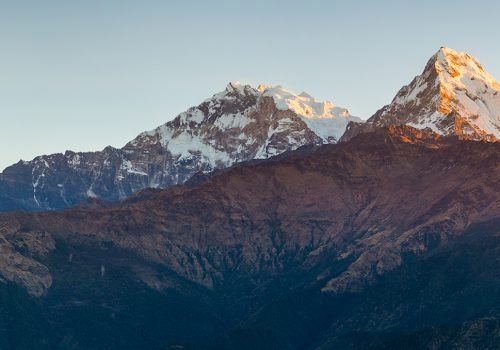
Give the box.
[0,219,54,296]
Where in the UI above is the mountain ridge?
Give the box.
[341,47,500,142]
[1,124,498,296]
[0,82,359,212]
[3,47,500,213]
[0,125,499,348]
[1,46,500,349]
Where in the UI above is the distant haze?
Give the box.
[1,0,500,171]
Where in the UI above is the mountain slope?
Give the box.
[3,125,500,295]
[0,126,499,348]
[0,82,360,212]
[342,47,500,142]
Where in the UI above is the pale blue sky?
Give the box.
[1,0,500,170]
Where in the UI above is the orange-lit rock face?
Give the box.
[342,47,500,143]
[437,85,454,115]
[385,125,442,144]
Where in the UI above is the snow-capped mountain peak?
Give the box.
[223,80,256,95]
[208,80,258,104]
[0,80,361,212]
[136,82,361,157]
[361,47,500,141]
[112,81,362,198]
[436,47,496,85]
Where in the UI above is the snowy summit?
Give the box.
[133,81,361,168]
[368,47,500,141]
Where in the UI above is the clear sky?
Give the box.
[1,0,500,171]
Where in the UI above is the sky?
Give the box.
[1,0,500,171]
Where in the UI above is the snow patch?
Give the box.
[120,160,148,176]
[260,85,362,141]
[214,112,254,130]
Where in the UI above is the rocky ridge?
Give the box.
[0,82,360,212]
[0,124,499,348]
[1,126,499,298]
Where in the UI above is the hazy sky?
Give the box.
[1,0,500,171]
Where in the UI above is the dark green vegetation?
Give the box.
[0,220,499,349]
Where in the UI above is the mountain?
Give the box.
[0,81,360,212]
[0,126,499,348]
[342,47,500,142]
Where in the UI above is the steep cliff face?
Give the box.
[342,47,500,142]
[0,82,360,212]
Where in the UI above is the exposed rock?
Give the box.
[0,82,360,212]
[0,126,499,297]
[341,47,500,142]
